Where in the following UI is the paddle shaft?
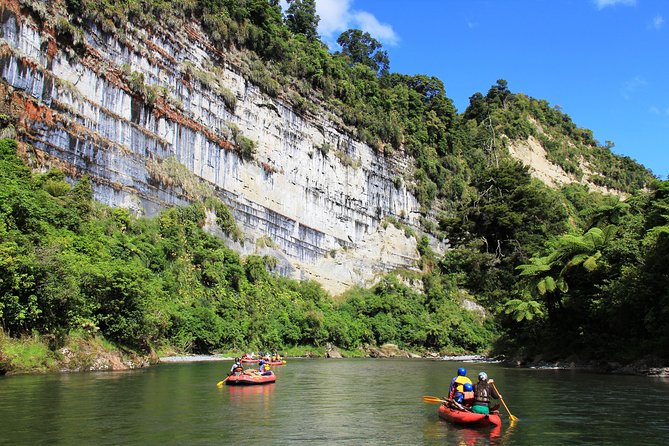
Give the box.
[491,382,518,421]
[422,396,469,411]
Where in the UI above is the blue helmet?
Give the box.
[457,367,466,376]
[259,360,265,365]
[464,382,473,392]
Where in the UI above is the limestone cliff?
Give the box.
[0,1,421,295]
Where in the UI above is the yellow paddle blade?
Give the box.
[216,380,225,388]
[422,395,446,404]
[491,382,519,422]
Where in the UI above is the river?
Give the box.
[1,358,668,445]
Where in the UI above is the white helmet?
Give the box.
[478,371,488,381]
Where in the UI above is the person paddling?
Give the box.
[258,359,272,376]
[471,371,501,415]
[229,358,244,375]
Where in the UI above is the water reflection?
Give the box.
[450,423,502,446]
[226,382,276,405]
[425,414,514,446]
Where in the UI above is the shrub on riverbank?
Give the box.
[0,329,154,375]
[0,330,57,374]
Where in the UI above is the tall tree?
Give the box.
[336,29,389,76]
[285,0,319,41]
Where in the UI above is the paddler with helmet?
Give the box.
[471,371,502,414]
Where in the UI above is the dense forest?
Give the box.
[1,0,667,372]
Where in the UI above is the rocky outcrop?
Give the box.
[365,343,414,358]
[58,345,153,372]
[507,135,620,196]
[0,1,421,294]
[325,344,343,359]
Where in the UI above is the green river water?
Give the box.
[1,358,668,445]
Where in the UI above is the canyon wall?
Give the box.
[0,1,422,295]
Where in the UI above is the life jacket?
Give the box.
[463,391,475,403]
[453,376,472,392]
[474,382,491,406]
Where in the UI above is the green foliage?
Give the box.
[443,159,569,267]
[316,142,330,157]
[336,29,389,76]
[65,0,82,13]
[0,331,57,374]
[286,0,319,41]
[204,196,243,241]
[503,298,544,322]
[146,156,214,200]
[229,125,257,161]
[462,81,653,193]
[219,86,237,112]
[501,181,669,361]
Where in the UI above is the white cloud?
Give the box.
[649,105,669,116]
[315,0,352,39]
[649,14,664,30]
[594,0,637,9]
[316,0,399,47]
[621,76,647,100]
[352,11,399,45]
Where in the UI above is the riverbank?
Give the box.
[503,355,669,377]
[0,331,154,375]
[3,330,666,377]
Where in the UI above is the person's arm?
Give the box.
[489,382,501,399]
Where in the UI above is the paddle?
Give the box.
[422,395,448,404]
[491,382,519,422]
[216,376,228,387]
[422,396,468,411]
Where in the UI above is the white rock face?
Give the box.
[0,6,420,294]
[507,136,619,196]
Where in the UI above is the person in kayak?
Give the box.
[459,382,475,406]
[229,358,244,375]
[257,360,272,376]
[471,371,501,414]
[448,367,473,402]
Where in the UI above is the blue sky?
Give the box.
[308,0,668,179]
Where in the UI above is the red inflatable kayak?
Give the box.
[266,360,286,366]
[224,371,276,386]
[240,358,259,363]
[438,404,501,426]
